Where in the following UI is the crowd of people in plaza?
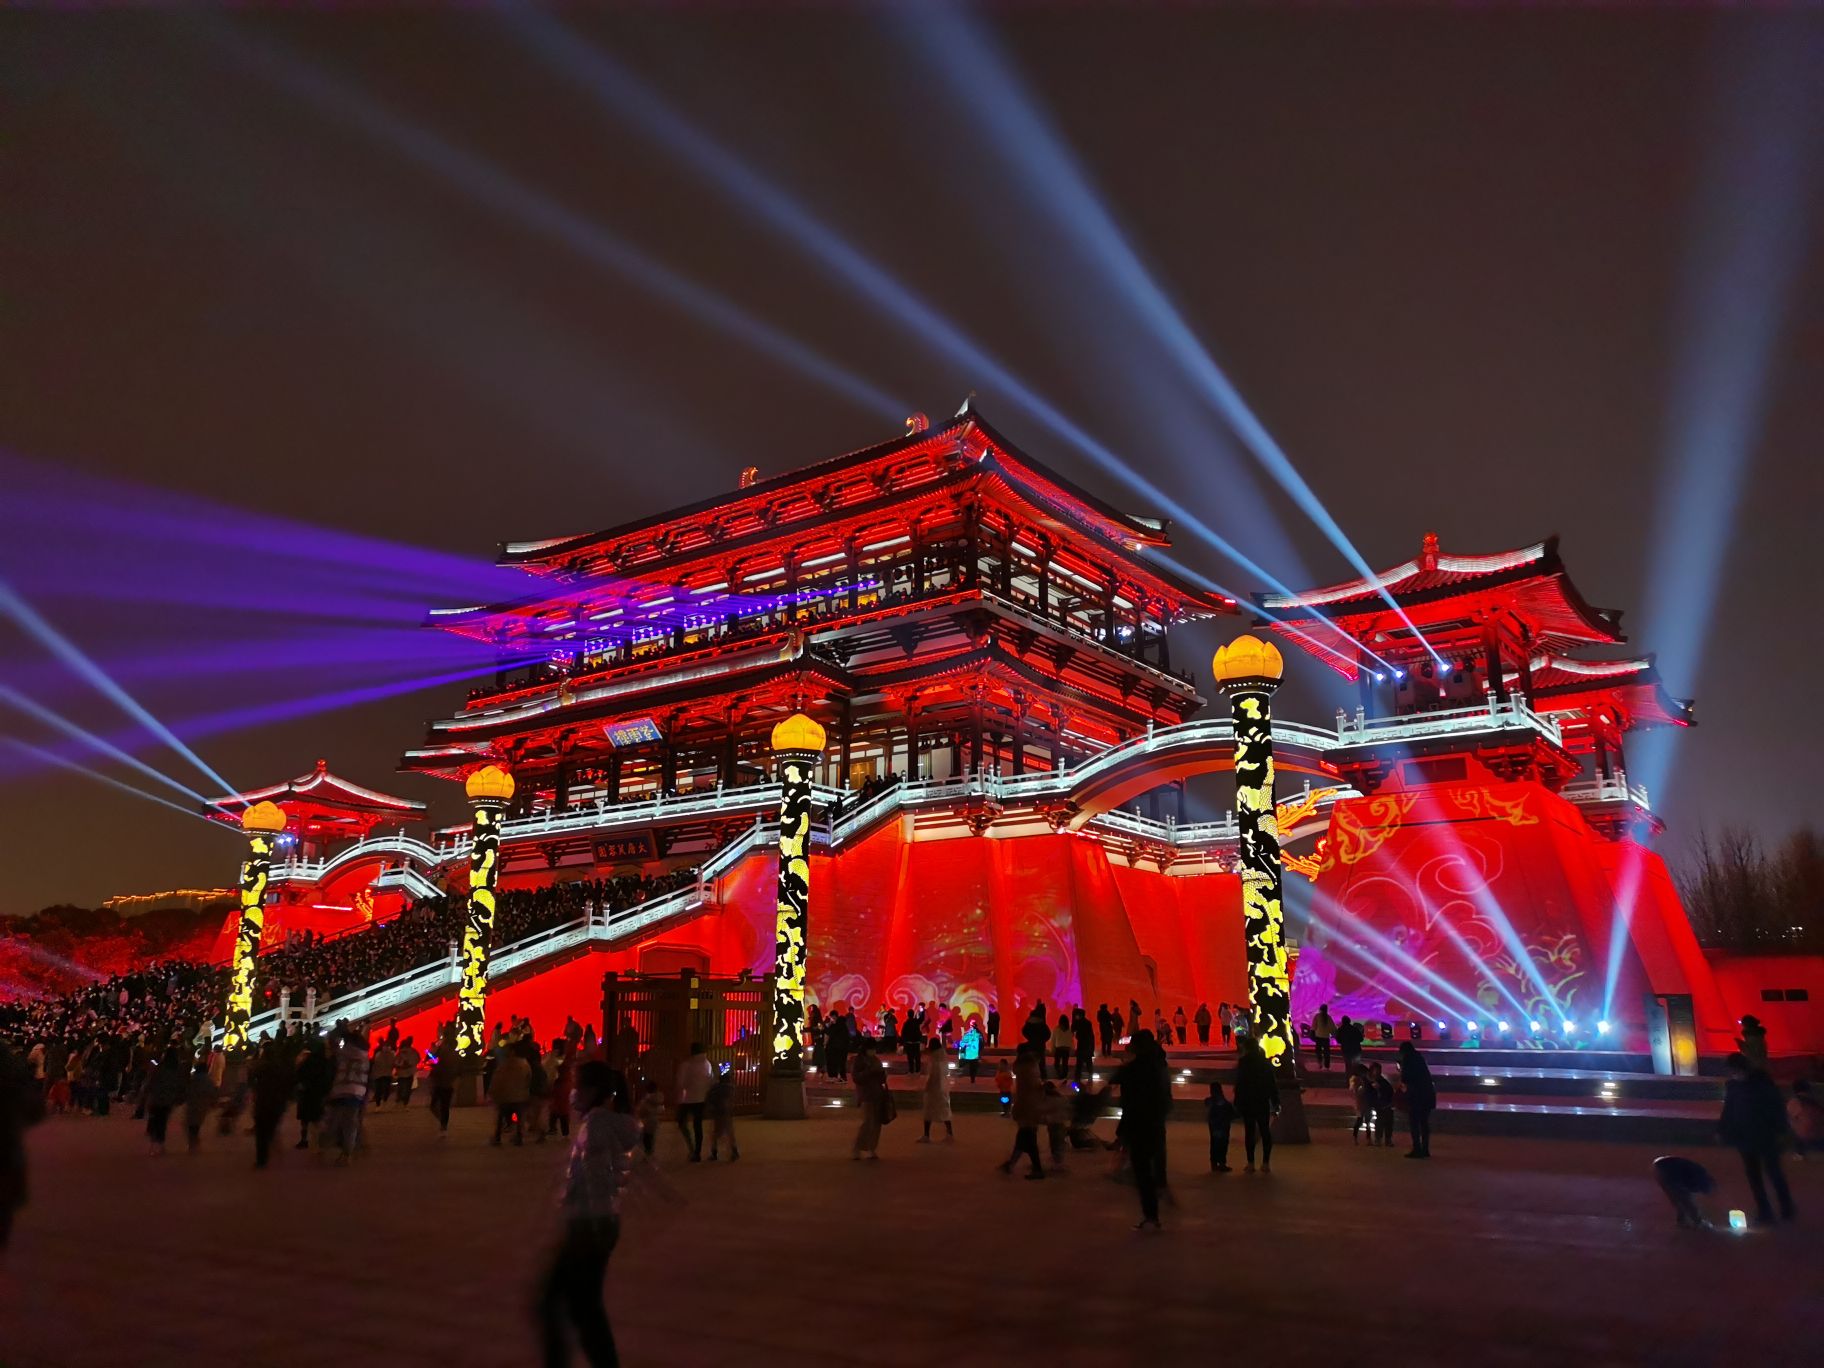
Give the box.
[263,870,697,1005]
[0,868,696,1074]
[3,969,1819,1368]
[819,995,1295,1228]
[5,950,1817,1362]
[804,996,1258,1085]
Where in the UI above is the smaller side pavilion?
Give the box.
[1258,534,1726,1055]
[205,760,430,952]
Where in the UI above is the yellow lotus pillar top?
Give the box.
[770,712,827,754]
[1212,634,1285,688]
[464,764,516,803]
[239,800,287,834]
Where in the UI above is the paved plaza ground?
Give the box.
[3,1103,1820,1367]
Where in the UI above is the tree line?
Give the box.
[1677,827,1824,953]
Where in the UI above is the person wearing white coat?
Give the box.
[918,1037,953,1143]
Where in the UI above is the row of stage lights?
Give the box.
[1365,661,1501,684]
[1422,1017,1612,1040]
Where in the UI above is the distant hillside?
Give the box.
[0,900,229,1002]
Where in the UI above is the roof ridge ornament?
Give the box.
[1420,531,1440,571]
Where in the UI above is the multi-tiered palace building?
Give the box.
[403,410,1225,830]
[206,411,1815,1060]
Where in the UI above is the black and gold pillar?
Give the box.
[454,765,515,1073]
[222,800,286,1051]
[1213,635,1294,1066]
[765,712,825,1119]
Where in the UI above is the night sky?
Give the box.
[2,8,1820,918]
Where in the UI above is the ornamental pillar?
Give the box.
[968,683,985,774]
[1483,622,1508,706]
[454,765,514,1103]
[764,712,825,1119]
[838,696,854,784]
[1011,690,1028,776]
[222,800,286,1052]
[1213,634,1309,1141]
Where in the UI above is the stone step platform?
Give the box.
[822,1049,1719,1104]
[806,1066,1721,1146]
[948,1040,1660,1072]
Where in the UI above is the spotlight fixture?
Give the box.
[1597,1020,1611,1036]
[1497,1020,1510,1034]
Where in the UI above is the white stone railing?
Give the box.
[1561,774,1652,811]
[270,833,454,886]
[233,879,709,1040]
[233,752,1366,1038]
[1333,694,1564,749]
[267,703,1558,911]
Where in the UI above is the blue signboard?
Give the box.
[604,717,664,748]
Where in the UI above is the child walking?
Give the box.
[1370,1063,1396,1147]
[634,1078,662,1158]
[1349,1065,1373,1145]
[1205,1080,1235,1172]
[994,1060,1015,1117]
[706,1067,739,1161]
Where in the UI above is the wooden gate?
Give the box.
[601,969,773,1114]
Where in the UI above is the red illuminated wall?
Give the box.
[1705,953,1824,1058]
[709,825,1244,1027]
[1293,780,1663,1045]
[273,827,1251,1047]
[373,952,599,1053]
[1107,861,1249,1016]
[280,805,1824,1060]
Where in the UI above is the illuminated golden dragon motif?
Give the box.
[1327,792,1419,867]
[1281,845,1325,882]
[1446,786,1539,828]
[1274,785,1347,835]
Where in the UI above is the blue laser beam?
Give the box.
[0,449,529,606]
[205,25,904,422]
[1428,898,1538,1025]
[0,938,107,994]
[0,582,236,798]
[172,662,508,742]
[896,4,1450,668]
[1605,24,1824,1010]
[1302,883,1496,1025]
[0,684,214,806]
[0,737,226,828]
[1343,735,1566,1018]
[1297,924,1461,1027]
[513,12,1398,673]
[1157,552,1400,676]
